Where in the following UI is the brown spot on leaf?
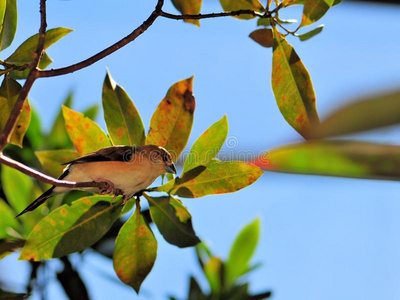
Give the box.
[183,90,195,113]
[50,219,56,226]
[166,98,172,105]
[85,122,91,130]
[295,115,305,124]
[289,49,300,65]
[117,127,124,137]
[60,208,67,216]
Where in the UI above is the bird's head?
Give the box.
[141,145,177,175]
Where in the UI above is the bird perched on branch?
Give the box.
[16,145,176,217]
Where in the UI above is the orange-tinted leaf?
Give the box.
[19,196,122,261]
[171,0,202,26]
[146,77,195,161]
[0,76,31,147]
[35,149,79,178]
[62,106,111,155]
[271,27,319,138]
[102,71,145,146]
[113,205,157,293]
[254,140,400,180]
[157,159,262,198]
[249,28,273,48]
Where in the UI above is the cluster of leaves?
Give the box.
[170,218,271,300]
[173,0,400,181]
[1,70,262,292]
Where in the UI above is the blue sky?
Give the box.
[1,1,400,299]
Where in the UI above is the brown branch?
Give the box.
[0,0,48,151]
[160,9,265,20]
[37,0,165,78]
[0,154,110,190]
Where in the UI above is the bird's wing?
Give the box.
[62,146,137,165]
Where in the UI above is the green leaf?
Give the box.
[25,107,44,149]
[219,0,264,19]
[102,71,145,146]
[0,198,19,239]
[6,27,73,65]
[35,149,79,178]
[183,115,228,173]
[204,256,222,293]
[271,27,319,139]
[10,52,53,79]
[226,218,260,286]
[298,25,324,41]
[311,90,400,138]
[0,76,31,147]
[1,165,33,214]
[0,0,17,51]
[301,0,334,27]
[1,165,42,234]
[83,104,99,121]
[146,77,195,161]
[187,276,206,299]
[249,28,273,48]
[113,205,157,293]
[157,159,263,198]
[257,18,270,27]
[145,194,200,248]
[19,196,122,260]
[0,240,25,260]
[171,0,203,26]
[333,0,343,5]
[62,106,111,155]
[254,140,400,180]
[47,92,74,149]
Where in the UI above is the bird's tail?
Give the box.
[15,187,55,218]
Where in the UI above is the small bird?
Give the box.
[16,145,176,217]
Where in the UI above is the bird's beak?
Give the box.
[165,163,177,174]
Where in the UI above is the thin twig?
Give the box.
[160,9,264,20]
[0,154,110,190]
[0,0,48,151]
[37,0,165,78]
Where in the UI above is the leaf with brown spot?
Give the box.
[19,196,122,261]
[171,0,202,26]
[271,26,319,139]
[145,194,200,248]
[220,0,264,19]
[146,77,195,161]
[113,205,157,293]
[35,149,79,178]
[157,159,263,198]
[0,76,31,147]
[62,106,111,155]
[102,71,145,146]
[249,28,273,48]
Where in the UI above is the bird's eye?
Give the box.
[162,154,168,163]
